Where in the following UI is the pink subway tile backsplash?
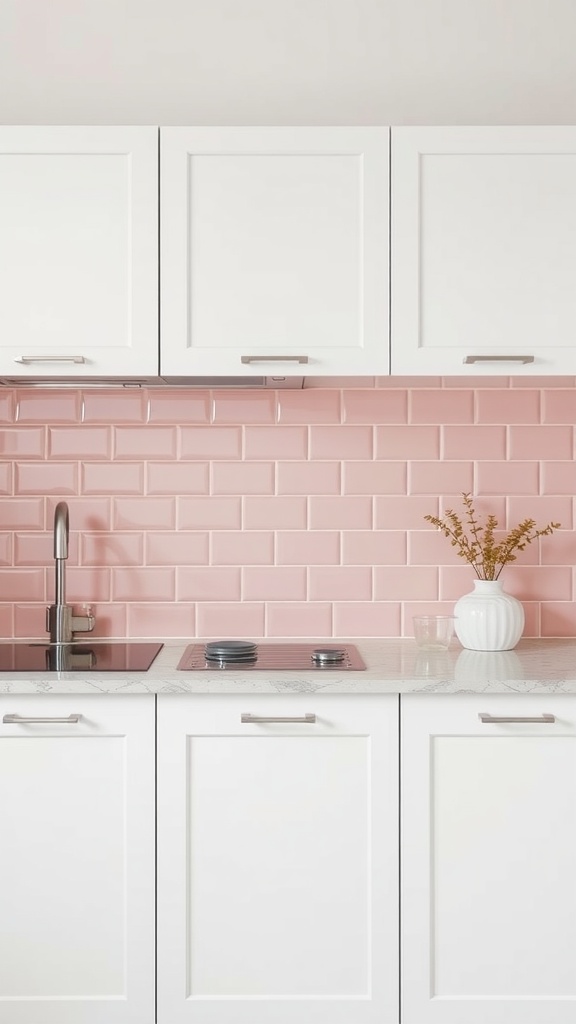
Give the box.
[1,380,575,639]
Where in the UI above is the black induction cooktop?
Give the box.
[0,641,164,672]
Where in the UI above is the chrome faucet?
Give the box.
[46,501,95,644]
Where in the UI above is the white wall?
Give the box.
[1,0,575,125]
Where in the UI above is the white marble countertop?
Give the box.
[1,638,576,694]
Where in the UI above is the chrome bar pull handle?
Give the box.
[464,355,534,365]
[3,714,81,724]
[241,355,309,364]
[479,713,555,724]
[241,713,317,724]
[14,355,87,365]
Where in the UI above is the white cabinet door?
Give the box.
[391,126,576,375]
[160,127,390,377]
[0,695,155,1024]
[157,694,399,1024]
[402,694,576,1024]
[0,126,158,380]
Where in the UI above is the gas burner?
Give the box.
[204,640,258,663]
[311,647,346,664]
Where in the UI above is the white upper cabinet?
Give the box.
[391,126,576,375]
[0,126,158,379]
[160,127,390,377]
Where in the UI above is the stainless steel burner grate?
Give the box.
[177,642,366,671]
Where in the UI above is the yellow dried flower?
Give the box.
[424,493,560,580]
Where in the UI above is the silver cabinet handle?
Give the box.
[464,355,534,365]
[479,713,555,724]
[241,713,316,724]
[241,355,309,364]
[3,714,81,724]
[14,356,87,365]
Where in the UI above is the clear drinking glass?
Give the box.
[413,615,455,651]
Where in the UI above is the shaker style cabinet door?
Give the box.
[157,694,399,1024]
[160,126,390,377]
[391,126,576,374]
[0,695,155,1024]
[0,126,158,380]
[402,694,576,1024]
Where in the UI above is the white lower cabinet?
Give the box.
[401,694,576,1024]
[157,694,399,1024]
[0,695,155,1024]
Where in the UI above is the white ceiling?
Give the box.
[1,0,574,125]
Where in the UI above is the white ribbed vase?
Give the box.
[453,579,525,651]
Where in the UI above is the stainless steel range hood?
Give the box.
[0,374,305,389]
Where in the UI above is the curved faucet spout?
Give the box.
[54,501,69,562]
[47,502,95,644]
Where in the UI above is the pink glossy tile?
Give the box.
[82,391,147,423]
[476,389,540,423]
[0,604,13,636]
[310,426,373,460]
[277,390,341,424]
[309,496,373,530]
[342,531,406,565]
[177,567,241,602]
[114,426,177,459]
[48,427,111,459]
[46,497,111,531]
[542,462,576,495]
[16,390,80,422]
[266,603,332,637]
[14,604,44,638]
[504,565,573,601]
[511,376,574,388]
[113,568,176,602]
[82,533,144,566]
[1,570,44,601]
[409,461,474,495]
[376,426,440,460]
[211,462,275,495]
[147,391,210,424]
[509,426,573,460]
[541,389,576,424]
[401,601,456,633]
[306,377,375,388]
[343,389,407,424]
[277,462,340,495]
[540,529,576,566]
[1,428,45,458]
[0,463,12,494]
[82,462,144,495]
[442,426,506,460]
[146,532,209,565]
[113,498,176,530]
[211,531,275,566]
[178,497,242,530]
[476,461,540,495]
[521,602,539,637]
[0,499,44,530]
[0,391,15,422]
[147,462,209,495]
[212,391,276,424]
[88,604,127,639]
[439,565,492,600]
[443,376,510,388]
[180,426,241,459]
[63,568,111,603]
[127,603,195,638]
[276,531,340,565]
[375,496,438,530]
[244,426,308,460]
[0,533,12,564]
[410,389,474,424]
[16,462,78,495]
[196,602,265,638]
[333,602,401,637]
[374,566,438,600]
[242,567,307,601]
[308,566,372,601]
[343,461,407,495]
[243,496,307,530]
[15,533,57,566]
[506,496,571,531]
[409,530,464,567]
[541,603,576,637]
[378,376,442,388]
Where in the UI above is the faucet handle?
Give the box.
[71,605,96,634]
